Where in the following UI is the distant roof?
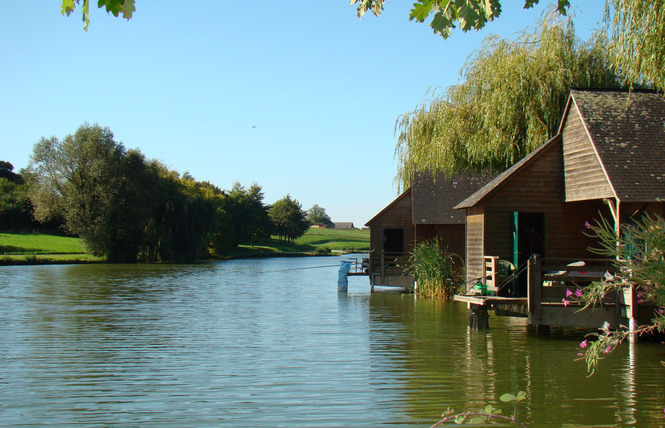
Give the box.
[455,135,562,209]
[412,171,495,224]
[565,89,665,202]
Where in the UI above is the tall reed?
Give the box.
[406,240,463,299]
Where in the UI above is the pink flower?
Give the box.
[562,298,570,307]
[575,289,583,298]
[580,340,588,349]
[658,308,664,315]
[605,346,612,354]
[584,221,591,228]
[566,289,573,297]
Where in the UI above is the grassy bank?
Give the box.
[228,227,370,258]
[0,228,370,264]
[0,233,103,264]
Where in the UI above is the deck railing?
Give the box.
[380,251,409,277]
[526,254,628,328]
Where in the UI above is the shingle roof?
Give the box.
[455,135,562,209]
[412,170,495,223]
[570,89,665,202]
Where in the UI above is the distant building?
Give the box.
[333,222,355,230]
[365,171,493,289]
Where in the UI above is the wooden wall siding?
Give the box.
[621,202,665,222]
[435,224,466,259]
[414,224,466,259]
[467,142,613,283]
[368,192,415,276]
[562,103,614,201]
[465,209,485,284]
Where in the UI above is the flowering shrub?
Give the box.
[575,215,665,374]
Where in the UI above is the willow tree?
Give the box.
[610,0,665,91]
[394,14,621,189]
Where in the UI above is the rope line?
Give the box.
[261,264,343,273]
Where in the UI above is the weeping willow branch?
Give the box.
[394,10,621,191]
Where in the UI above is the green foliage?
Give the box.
[406,240,463,299]
[0,175,34,231]
[432,391,528,427]
[575,215,665,374]
[26,124,218,263]
[609,0,665,92]
[228,228,369,258]
[352,0,570,39]
[306,204,333,226]
[269,195,309,244]
[393,13,620,188]
[226,182,271,247]
[61,0,135,30]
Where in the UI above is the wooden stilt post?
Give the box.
[624,284,638,343]
[469,303,489,329]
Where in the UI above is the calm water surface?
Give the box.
[1,256,664,427]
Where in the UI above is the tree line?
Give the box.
[1,123,334,262]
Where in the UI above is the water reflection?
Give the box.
[366,292,665,427]
[0,260,663,426]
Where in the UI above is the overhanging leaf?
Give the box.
[410,0,436,23]
[61,0,76,16]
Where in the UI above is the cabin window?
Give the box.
[383,228,404,254]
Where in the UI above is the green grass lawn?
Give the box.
[0,233,103,264]
[0,227,369,263]
[228,227,370,258]
[0,233,86,254]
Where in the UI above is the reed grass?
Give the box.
[406,240,464,299]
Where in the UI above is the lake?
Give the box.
[0,255,664,426]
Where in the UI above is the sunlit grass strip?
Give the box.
[227,228,369,258]
[0,233,86,254]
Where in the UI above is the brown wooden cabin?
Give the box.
[365,172,493,289]
[455,89,665,308]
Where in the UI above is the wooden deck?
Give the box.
[455,255,652,335]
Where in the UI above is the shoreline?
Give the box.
[0,250,369,267]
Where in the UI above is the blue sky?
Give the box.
[1,2,604,227]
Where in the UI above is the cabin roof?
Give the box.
[364,188,412,226]
[455,134,562,209]
[563,89,665,202]
[412,171,495,223]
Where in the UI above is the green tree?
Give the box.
[227,182,271,247]
[269,195,309,244]
[0,164,36,231]
[609,0,665,91]
[354,1,665,93]
[306,204,333,227]
[26,124,139,260]
[394,13,620,188]
[136,163,217,262]
[0,161,23,184]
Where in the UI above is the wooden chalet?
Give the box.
[365,172,492,289]
[454,89,665,331]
